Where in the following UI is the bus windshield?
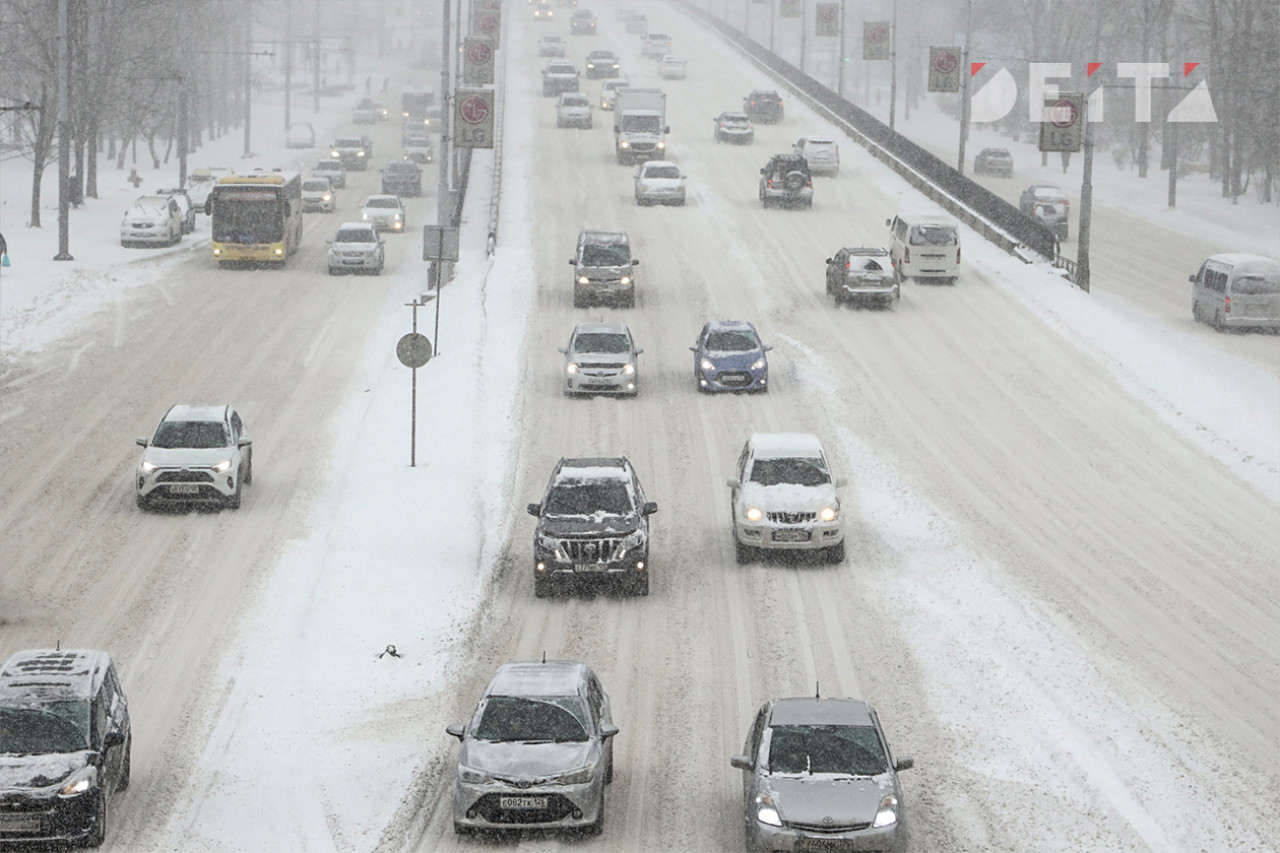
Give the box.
[212,196,284,243]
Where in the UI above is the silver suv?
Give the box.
[726,433,846,563]
[560,322,642,396]
[447,660,619,836]
[326,222,384,275]
[570,229,639,308]
[135,404,252,509]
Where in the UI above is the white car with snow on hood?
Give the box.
[726,433,846,564]
[633,160,686,206]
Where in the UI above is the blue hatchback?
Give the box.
[691,320,771,392]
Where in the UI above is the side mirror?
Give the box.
[600,723,620,738]
[1188,274,1196,283]
[634,347,644,355]
[238,438,252,448]
[726,477,741,489]
[835,476,847,488]
[885,217,892,226]
[642,501,658,515]
[569,258,576,265]
[527,503,541,517]
[730,755,753,770]
[446,723,466,740]
[760,168,766,175]
[663,125,670,134]
[825,258,833,264]
[103,732,126,749]
[763,344,773,352]
[136,437,148,447]
[689,346,697,352]
[557,347,568,354]
[895,756,914,771]
[632,259,640,266]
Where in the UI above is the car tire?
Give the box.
[243,452,253,485]
[583,806,604,837]
[826,540,846,564]
[624,290,636,308]
[135,493,151,511]
[1213,310,1225,332]
[628,572,649,596]
[735,541,754,565]
[534,575,552,598]
[453,822,475,836]
[573,289,587,308]
[226,482,242,510]
[328,267,339,275]
[118,737,132,790]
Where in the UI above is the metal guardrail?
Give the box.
[673,0,1063,267]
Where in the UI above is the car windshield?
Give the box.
[909,224,958,246]
[366,198,399,208]
[336,229,375,243]
[562,95,589,106]
[749,457,830,487]
[152,419,229,449]
[767,725,888,776]
[705,330,758,352]
[581,243,630,266]
[335,138,363,147]
[644,165,680,180]
[0,704,90,754]
[546,481,634,516]
[316,163,340,172]
[549,63,574,73]
[386,164,416,175]
[303,181,329,192]
[472,697,588,742]
[574,332,630,353]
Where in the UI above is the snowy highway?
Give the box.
[0,1,1277,851]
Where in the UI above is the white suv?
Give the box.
[727,433,846,564]
[793,135,840,175]
[136,404,253,509]
[327,222,384,275]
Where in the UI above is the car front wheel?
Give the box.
[225,481,242,510]
[825,540,846,564]
[735,540,754,564]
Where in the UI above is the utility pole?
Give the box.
[888,0,898,130]
[284,0,292,133]
[435,0,453,291]
[243,22,253,157]
[1076,105,1093,293]
[55,0,73,261]
[957,0,972,173]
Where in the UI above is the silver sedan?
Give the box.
[447,660,618,837]
[731,696,913,852]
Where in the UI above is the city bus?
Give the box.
[207,171,303,267]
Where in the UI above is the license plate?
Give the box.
[575,563,607,573]
[773,530,810,542]
[499,796,548,809]
[168,484,202,494]
[584,377,613,385]
[0,816,41,832]
[797,839,848,852]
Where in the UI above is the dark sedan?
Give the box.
[380,161,422,197]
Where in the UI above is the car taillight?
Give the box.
[1225,295,1231,314]
[845,261,851,270]
[956,247,961,263]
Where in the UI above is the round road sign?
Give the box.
[397,332,433,368]
[467,41,492,65]
[1049,98,1079,127]
[933,50,957,74]
[459,94,490,125]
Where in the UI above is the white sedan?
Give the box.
[120,196,183,247]
[360,194,406,233]
[556,92,593,128]
[634,160,686,206]
[657,55,688,79]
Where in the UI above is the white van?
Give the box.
[1190,253,1280,331]
[886,214,961,283]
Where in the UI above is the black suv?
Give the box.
[759,154,813,209]
[527,457,657,597]
[743,89,784,123]
[0,649,131,848]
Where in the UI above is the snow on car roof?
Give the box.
[486,660,588,698]
[573,321,629,335]
[769,697,874,727]
[555,458,630,483]
[749,432,825,459]
[0,649,112,703]
[165,403,229,422]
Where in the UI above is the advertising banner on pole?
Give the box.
[471,5,501,40]
[454,88,495,149]
[928,46,961,92]
[779,0,802,18]
[1038,93,1084,152]
[463,37,496,85]
[815,3,839,36]
[863,21,890,60]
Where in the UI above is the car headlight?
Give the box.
[745,506,762,522]
[363,213,370,220]
[616,529,645,556]
[754,793,782,827]
[552,765,596,785]
[619,140,630,149]
[700,358,715,371]
[211,459,232,474]
[623,363,635,375]
[820,506,837,522]
[656,141,665,149]
[457,765,493,785]
[140,460,158,473]
[578,276,589,285]
[620,275,631,285]
[330,151,340,157]
[357,151,366,157]
[751,357,767,371]
[872,794,898,828]
[57,768,96,798]
[322,193,331,201]
[566,362,578,374]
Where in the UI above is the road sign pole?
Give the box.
[399,304,434,467]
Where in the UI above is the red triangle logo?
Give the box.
[971,62,986,76]
[1087,62,1102,77]
[1184,62,1199,76]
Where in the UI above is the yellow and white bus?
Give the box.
[207,171,303,267]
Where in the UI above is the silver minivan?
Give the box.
[1190,253,1280,331]
[570,229,639,308]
